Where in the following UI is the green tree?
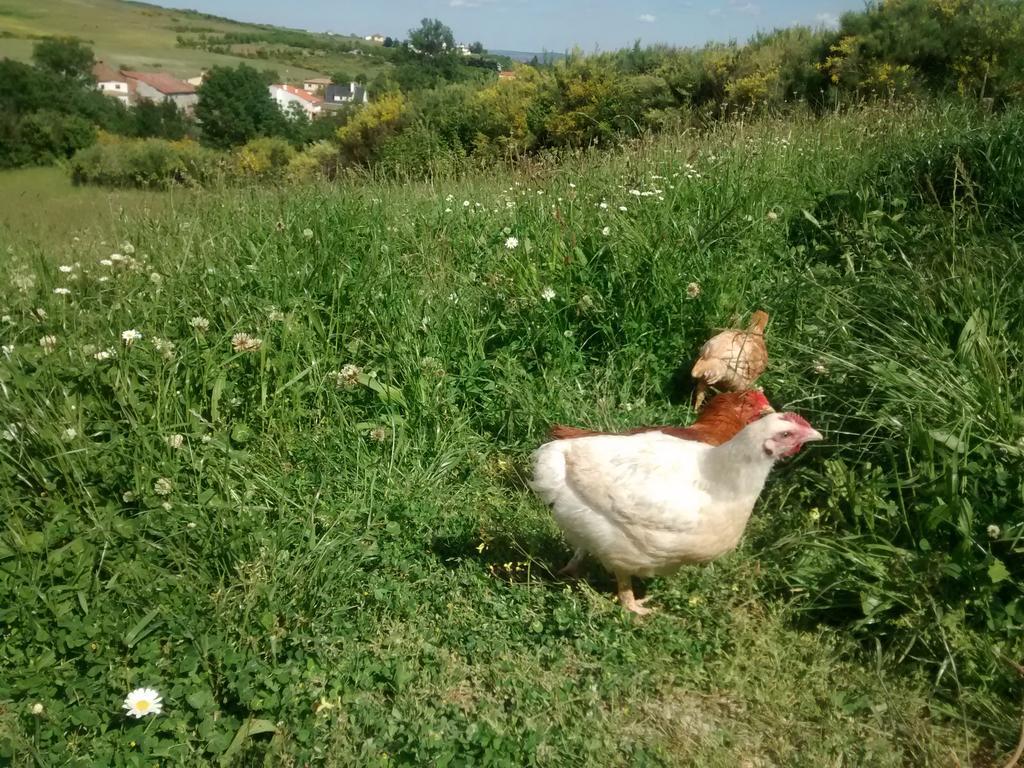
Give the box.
[469,41,485,54]
[132,99,189,140]
[408,18,455,56]
[195,64,287,149]
[32,37,94,83]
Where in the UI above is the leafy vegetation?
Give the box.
[0,102,1022,765]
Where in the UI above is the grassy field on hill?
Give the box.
[0,0,336,79]
[1,103,1022,765]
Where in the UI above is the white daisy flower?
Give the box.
[121,330,142,346]
[463,200,470,207]
[540,286,556,302]
[601,226,611,236]
[123,688,163,719]
[504,236,519,250]
[53,288,71,296]
[302,228,314,238]
[59,265,74,273]
[122,243,136,255]
[99,259,113,267]
[618,206,627,212]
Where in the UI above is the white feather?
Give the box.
[531,416,788,578]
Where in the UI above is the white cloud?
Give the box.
[815,11,840,27]
[638,13,656,23]
[730,1,761,16]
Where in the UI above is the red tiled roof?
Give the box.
[121,71,197,95]
[92,62,126,83]
[275,83,323,105]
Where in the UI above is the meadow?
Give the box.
[0,0,330,80]
[1,102,1022,766]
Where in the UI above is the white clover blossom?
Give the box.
[153,478,173,496]
[231,333,262,353]
[330,364,363,389]
[189,316,210,332]
[166,434,184,450]
[39,335,58,353]
[686,282,701,299]
[540,287,556,302]
[121,329,142,346]
[504,236,519,250]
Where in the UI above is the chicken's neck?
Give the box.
[699,435,776,498]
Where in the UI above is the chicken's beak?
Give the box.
[760,404,775,415]
[803,428,824,443]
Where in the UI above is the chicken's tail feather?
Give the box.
[747,310,769,334]
[529,442,569,505]
[549,424,604,440]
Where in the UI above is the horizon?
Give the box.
[155,0,862,53]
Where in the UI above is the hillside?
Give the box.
[0,0,362,80]
[1,103,1022,764]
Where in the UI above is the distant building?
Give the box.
[92,61,130,106]
[498,70,517,81]
[186,71,206,87]
[302,77,333,94]
[121,71,198,112]
[323,81,369,106]
[455,44,472,56]
[364,34,385,43]
[269,84,324,118]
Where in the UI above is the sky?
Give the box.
[162,0,864,52]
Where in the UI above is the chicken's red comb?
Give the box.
[780,412,812,429]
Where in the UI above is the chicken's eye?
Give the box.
[780,431,793,439]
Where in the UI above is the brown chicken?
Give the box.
[691,310,770,409]
[546,389,774,577]
[549,390,773,445]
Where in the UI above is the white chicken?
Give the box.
[530,411,822,615]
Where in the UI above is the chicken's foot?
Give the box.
[558,548,586,578]
[616,572,653,616]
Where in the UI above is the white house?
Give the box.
[323,81,368,106]
[92,62,131,107]
[269,84,324,118]
[121,71,199,112]
[364,34,385,43]
[302,77,332,94]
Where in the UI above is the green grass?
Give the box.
[1,103,1022,766]
[0,0,330,80]
[0,166,185,248]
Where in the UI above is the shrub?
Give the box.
[285,140,343,182]
[70,136,224,188]
[336,93,409,165]
[232,136,295,181]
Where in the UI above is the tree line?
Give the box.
[4,1,1022,180]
